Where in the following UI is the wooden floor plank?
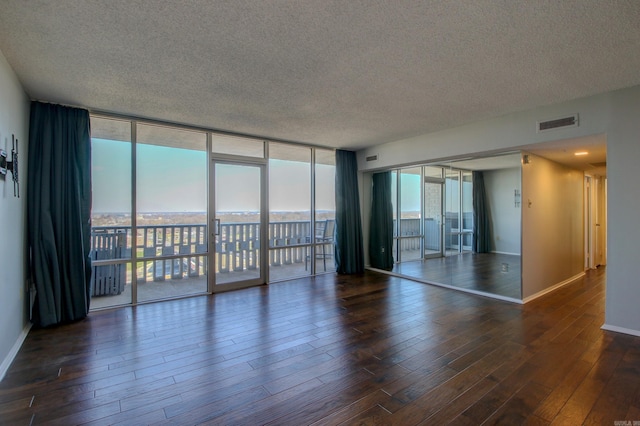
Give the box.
[1,266,639,425]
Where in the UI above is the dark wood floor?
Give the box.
[2,267,639,425]
[392,252,522,300]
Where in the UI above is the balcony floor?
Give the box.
[91,259,336,310]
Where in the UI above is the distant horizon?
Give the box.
[92,209,339,215]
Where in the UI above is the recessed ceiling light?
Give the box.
[574,151,589,156]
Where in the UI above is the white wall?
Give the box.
[483,167,521,255]
[605,87,640,336]
[521,154,584,299]
[0,49,30,379]
[357,85,640,336]
[358,90,612,173]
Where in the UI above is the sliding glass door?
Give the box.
[424,168,444,258]
[445,168,461,256]
[212,161,266,291]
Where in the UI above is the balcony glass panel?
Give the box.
[445,168,460,255]
[137,255,207,302]
[89,263,133,309]
[214,163,262,285]
[399,167,421,237]
[391,170,397,238]
[136,123,208,300]
[423,180,442,257]
[315,149,336,273]
[90,117,132,308]
[269,143,311,279]
[462,171,474,252]
[399,167,422,261]
[399,237,423,262]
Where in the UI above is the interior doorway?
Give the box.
[585,174,607,269]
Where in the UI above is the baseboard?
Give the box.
[490,251,521,256]
[522,271,585,303]
[366,267,523,304]
[601,324,640,337]
[0,323,32,382]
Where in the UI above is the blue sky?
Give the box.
[92,138,336,214]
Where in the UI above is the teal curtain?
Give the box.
[334,149,364,274]
[27,102,92,327]
[472,171,491,253]
[369,172,394,270]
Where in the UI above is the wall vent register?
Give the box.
[537,114,579,132]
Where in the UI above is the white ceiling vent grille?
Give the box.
[366,154,378,162]
[537,114,579,132]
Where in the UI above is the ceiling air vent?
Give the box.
[537,114,579,132]
[366,154,378,162]
[589,162,607,168]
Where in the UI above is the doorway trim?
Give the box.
[209,154,268,293]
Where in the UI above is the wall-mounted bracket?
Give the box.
[0,134,20,197]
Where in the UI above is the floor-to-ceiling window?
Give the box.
[444,167,474,255]
[423,166,444,258]
[135,123,208,303]
[461,171,474,252]
[90,117,133,308]
[314,149,337,274]
[268,143,312,280]
[90,115,336,309]
[397,167,422,262]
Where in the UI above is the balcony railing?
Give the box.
[90,217,473,297]
[90,220,334,296]
[394,213,474,252]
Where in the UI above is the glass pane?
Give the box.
[424,181,442,257]
[90,117,132,308]
[399,167,421,238]
[215,163,262,285]
[269,143,311,280]
[391,170,397,238]
[137,255,207,302]
[424,166,443,180]
[211,133,264,158]
[399,237,423,262]
[315,149,336,221]
[462,171,474,252]
[136,123,208,300]
[89,263,133,309]
[462,172,473,231]
[315,149,336,273]
[445,168,460,255]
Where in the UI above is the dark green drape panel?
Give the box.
[27,102,92,327]
[369,172,394,270]
[472,171,491,253]
[334,149,364,274]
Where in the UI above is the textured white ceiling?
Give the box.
[0,1,639,150]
